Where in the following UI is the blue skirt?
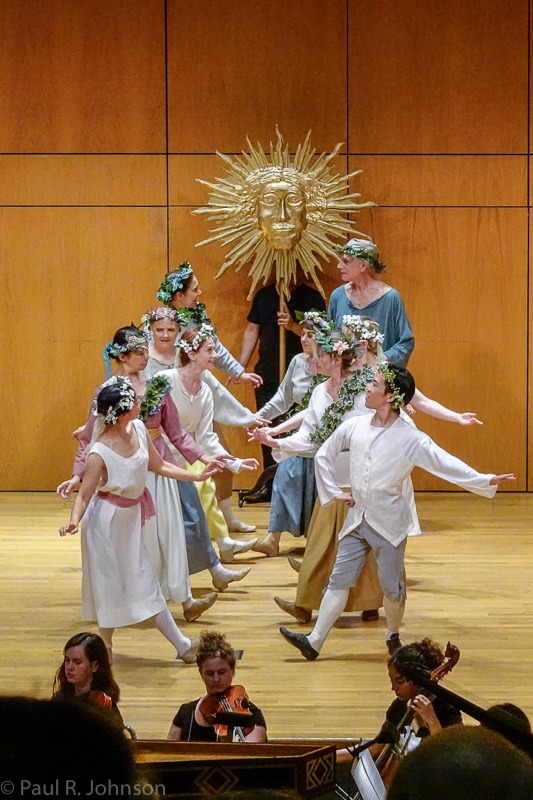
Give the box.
[177,481,218,574]
[268,456,316,537]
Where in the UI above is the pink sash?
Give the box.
[98,487,155,526]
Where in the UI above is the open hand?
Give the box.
[240,458,259,471]
[56,476,81,500]
[456,412,483,426]
[489,474,516,485]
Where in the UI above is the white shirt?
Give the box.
[315,414,497,546]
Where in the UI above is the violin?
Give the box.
[198,684,254,742]
[88,689,113,710]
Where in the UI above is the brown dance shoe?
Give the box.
[361,609,380,622]
[287,555,302,573]
[183,592,219,622]
[274,596,312,624]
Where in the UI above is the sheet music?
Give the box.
[351,750,387,800]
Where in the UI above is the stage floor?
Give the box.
[1,491,532,740]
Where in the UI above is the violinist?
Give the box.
[167,631,267,742]
[52,632,123,727]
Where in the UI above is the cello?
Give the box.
[348,642,460,800]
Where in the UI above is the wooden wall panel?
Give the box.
[167,0,347,153]
[0,156,167,206]
[169,153,351,206]
[357,206,527,490]
[350,156,527,208]
[0,207,167,490]
[348,0,528,154]
[0,0,166,153]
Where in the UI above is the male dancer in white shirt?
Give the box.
[279,363,515,659]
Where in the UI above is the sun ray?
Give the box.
[193,130,375,296]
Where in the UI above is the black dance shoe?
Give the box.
[279,626,319,661]
[242,479,273,504]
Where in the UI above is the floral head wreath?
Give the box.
[141,307,181,331]
[295,309,335,339]
[92,376,136,426]
[105,332,148,359]
[334,242,386,273]
[157,262,194,303]
[342,315,385,345]
[377,360,406,409]
[175,324,216,355]
[314,327,359,357]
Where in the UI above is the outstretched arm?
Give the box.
[147,433,220,482]
[411,389,483,426]
[413,434,515,496]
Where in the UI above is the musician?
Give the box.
[52,631,123,727]
[377,639,463,753]
[167,631,267,742]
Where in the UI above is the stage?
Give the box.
[1,491,532,740]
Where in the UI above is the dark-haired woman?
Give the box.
[57,325,245,616]
[53,632,123,726]
[376,639,463,754]
[167,631,267,742]
[59,377,219,661]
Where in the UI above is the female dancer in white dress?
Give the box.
[58,327,249,614]
[157,263,260,534]
[59,378,219,661]
[158,326,259,577]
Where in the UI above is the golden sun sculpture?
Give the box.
[193,130,375,300]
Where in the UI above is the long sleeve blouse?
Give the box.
[315,414,496,546]
[256,354,313,420]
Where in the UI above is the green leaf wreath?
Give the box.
[139,374,172,422]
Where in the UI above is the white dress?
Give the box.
[80,420,167,628]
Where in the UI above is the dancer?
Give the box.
[158,264,261,531]
[167,631,267,742]
[59,377,221,661]
[252,313,343,557]
[329,238,414,366]
[159,326,259,566]
[268,316,483,623]
[58,326,246,614]
[239,277,325,470]
[279,364,514,659]
[53,632,123,727]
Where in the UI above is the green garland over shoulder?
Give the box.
[291,374,329,416]
[139,374,172,422]
[310,364,375,447]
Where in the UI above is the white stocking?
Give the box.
[153,608,191,656]
[383,595,405,637]
[307,588,349,651]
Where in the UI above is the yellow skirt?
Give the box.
[296,499,384,612]
[187,461,228,541]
